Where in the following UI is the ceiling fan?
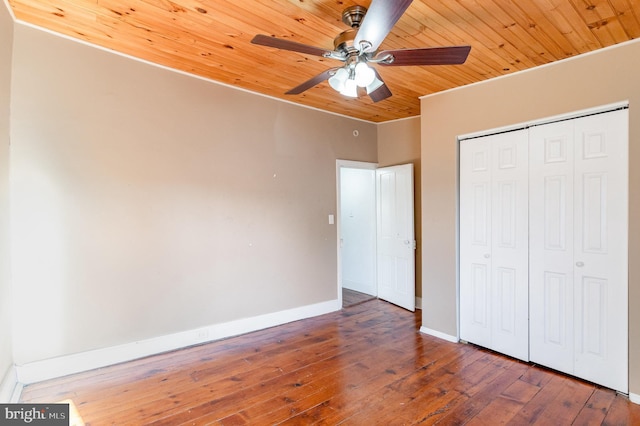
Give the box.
[251,0,471,102]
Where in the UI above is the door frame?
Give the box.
[336,160,378,307]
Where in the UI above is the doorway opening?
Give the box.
[337,161,377,308]
[336,160,416,311]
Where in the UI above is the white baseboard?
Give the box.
[10,382,23,403]
[419,326,459,343]
[0,365,19,403]
[415,297,423,310]
[16,299,340,385]
[630,392,640,405]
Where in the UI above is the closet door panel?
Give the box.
[460,131,528,361]
[529,121,575,373]
[460,138,492,347]
[572,110,628,393]
[529,109,628,393]
[490,132,529,361]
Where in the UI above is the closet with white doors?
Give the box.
[460,106,628,393]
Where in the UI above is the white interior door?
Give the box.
[339,167,377,296]
[460,130,529,361]
[376,164,415,311]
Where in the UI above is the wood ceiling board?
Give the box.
[534,0,604,53]
[608,0,640,39]
[470,0,556,65]
[8,0,640,123]
[492,0,572,62]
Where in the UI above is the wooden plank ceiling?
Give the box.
[8,0,640,122]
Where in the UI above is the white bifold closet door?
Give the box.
[460,129,530,362]
[529,109,628,393]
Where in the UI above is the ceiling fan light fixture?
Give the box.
[328,67,349,92]
[355,62,375,87]
[340,78,358,97]
[366,76,384,94]
[252,0,472,103]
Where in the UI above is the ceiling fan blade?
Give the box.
[286,68,338,95]
[354,0,413,52]
[368,69,392,103]
[376,45,471,66]
[251,34,332,58]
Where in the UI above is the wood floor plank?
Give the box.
[602,391,640,426]
[392,352,491,424]
[159,340,415,424]
[518,376,595,425]
[507,373,570,425]
[273,341,448,424]
[518,364,555,388]
[20,315,331,401]
[141,305,421,424]
[113,315,410,423]
[434,361,529,425]
[465,375,544,425]
[573,387,618,426]
[53,326,349,422]
[18,299,640,425]
[342,288,376,308]
[465,396,524,425]
[235,338,430,424]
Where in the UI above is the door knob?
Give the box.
[484,253,491,259]
[576,261,585,267]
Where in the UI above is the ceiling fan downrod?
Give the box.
[339,6,374,53]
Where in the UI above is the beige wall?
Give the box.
[421,38,640,395]
[0,0,14,388]
[377,117,421,298]
[10,24,377,365]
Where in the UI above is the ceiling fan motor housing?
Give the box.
[341,5,367,28]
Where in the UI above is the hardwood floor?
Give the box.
[342,288,376,308]
[20,299,640,425]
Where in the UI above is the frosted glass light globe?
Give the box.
[328,68,349,92]
[341,78,358,97]
[355,62,376,87]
